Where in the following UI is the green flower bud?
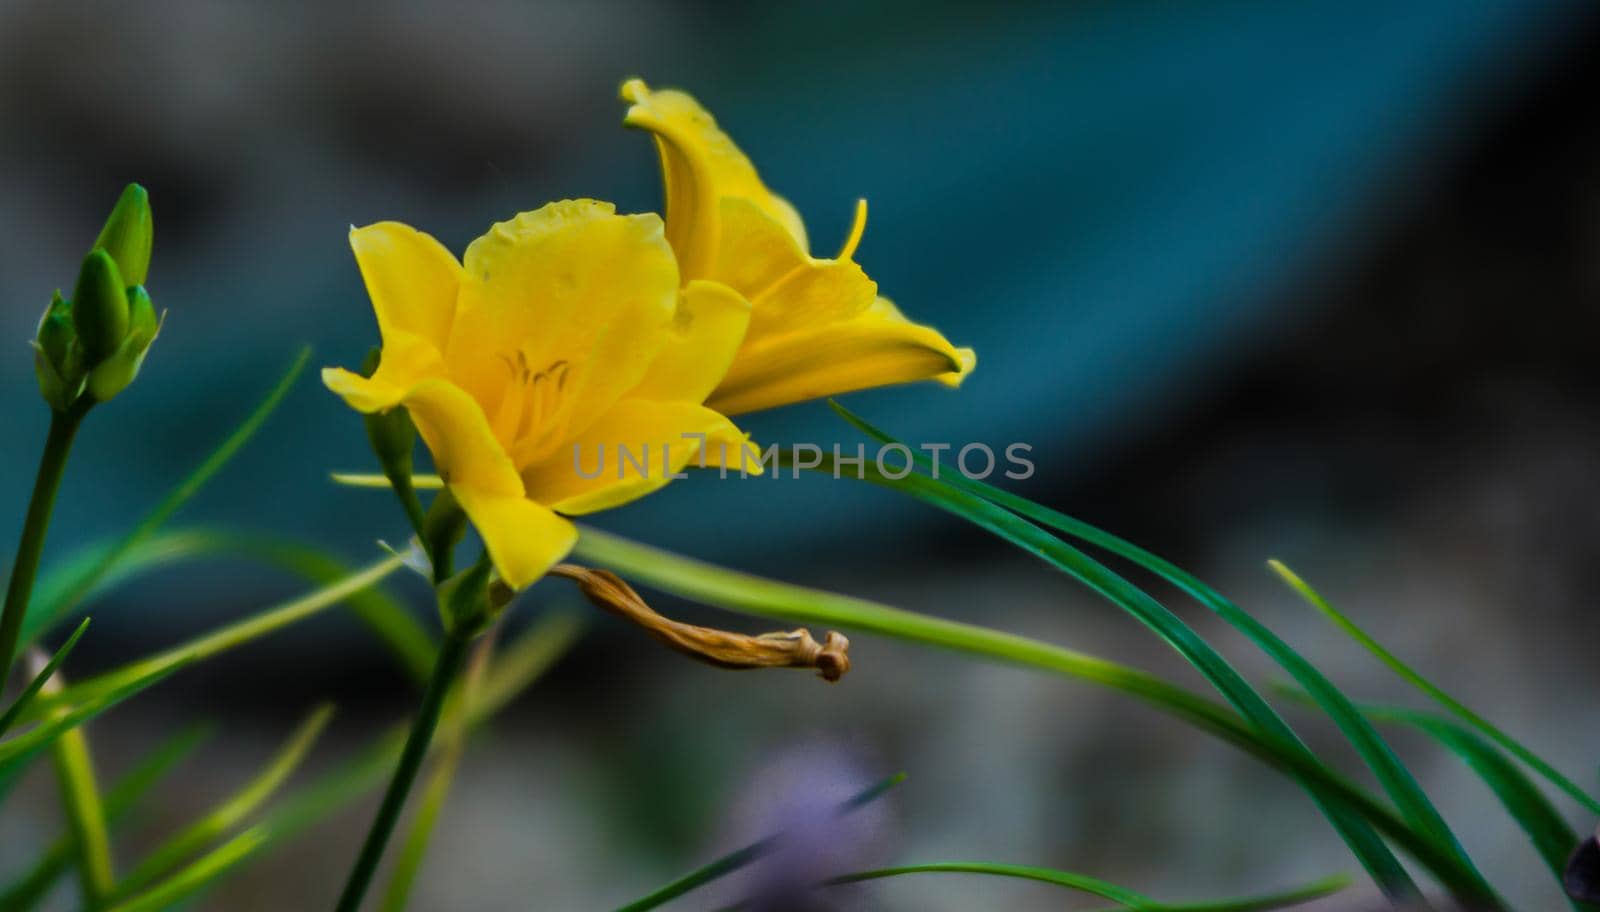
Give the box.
[92,183,153,286]
[86,286,161,403]
[33,292,86,412]
[72,250,129,363]
[36,292,76,373]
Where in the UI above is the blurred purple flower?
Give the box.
[709,740,898,911]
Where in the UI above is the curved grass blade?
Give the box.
[829,862,1155,907]
[0,724,212,912]
[0,617,89,736]
[614,773,906,912]
[1361,703,1595,910]
[84,612,582,906]
[27,527,433,685]
[790,454,1460,904]
[1270,559,1600,817]
[33,348,310,638]
[570,527,1484,905]
[24,554,403,723]
[111,704,334,900]
[828,864,1351,911]
[828,401,1486,895]
[0,657,188,768]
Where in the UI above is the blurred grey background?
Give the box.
[1,0,1598,909]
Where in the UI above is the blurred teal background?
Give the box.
[2,2,1598,909]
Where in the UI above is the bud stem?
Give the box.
[0,400,90,692]
[334,623,474,912]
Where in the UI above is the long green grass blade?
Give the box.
[0,660,187,765]
[828,861,1155,907]
[0,617,89,736]
[829,401,1486,895]
[1377,709,1596,911]
[25,554,403,722]
[828,864,1350,911]
[1130,872,1354,911]
[1279,692,1599,912]
[614,773,906,912]
[26,529,433,685]
[1270,559,1600,818]
[111,704,334,899]
[570,527,1487,906]
[0,724,211,912]
[788,452,1463,904]
[35,348,310,637]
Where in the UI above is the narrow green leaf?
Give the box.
[26,554,403,722]
[571,526,1489,906]
[40,348,311,632]
[0,617,89,736]
[0,659,187,765]
[827,861,1154,907]
[828,401,1487,896]
[27,527,433,686]
[1377,710,1597,911]
[614,773,907,912]
[1269,558,1600,817]
[830,864,1348,911]
[0,724,212,912]
[1102,873,1354,911]
[112,704,335,899]
[789,451,1454,904]
[1271,686,1600,912]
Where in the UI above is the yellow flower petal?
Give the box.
[620,79,809,276]
[521,398,760,515]
[321,329,445,413]
[398,378,523,497]
[708,298,975,416]
[350,222,461,350]
[630,280,751,404]
[713,197,878,338]
[450,485,576,589]
[447,200,680,464]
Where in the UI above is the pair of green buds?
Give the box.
[33,184,162,413]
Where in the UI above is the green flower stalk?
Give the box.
[1,184,157,691]
[334,550,490,912]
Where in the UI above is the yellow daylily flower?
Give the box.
[620,79,976,416]
[324,200,760,589]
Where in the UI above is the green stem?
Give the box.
[334,626,473,912]
[387,473,427,543]
[1,404,88,693]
